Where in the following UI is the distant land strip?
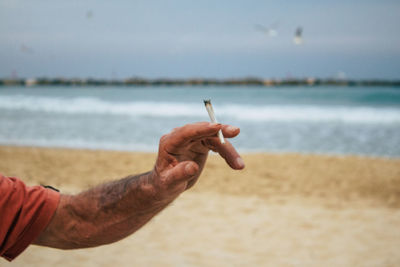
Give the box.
[1,77,400,87]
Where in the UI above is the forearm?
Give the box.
[34,171,174,249]
[33,122,243,249]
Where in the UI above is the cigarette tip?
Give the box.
[203,99,211,105]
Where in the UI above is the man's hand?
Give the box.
[34,122,243,249]
[149,122,244,200]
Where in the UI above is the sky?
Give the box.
[1,0,400,79]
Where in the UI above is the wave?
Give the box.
[1,95,399,124]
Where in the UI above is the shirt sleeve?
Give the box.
[0,174,60,261]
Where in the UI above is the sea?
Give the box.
[0,85,399,157]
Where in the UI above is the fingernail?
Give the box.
[210,123,221,127]
[227,126,239,132]
[185,163,197,176]
[236,157,245,169]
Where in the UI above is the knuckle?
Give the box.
[155,170,170,186]
[159,134,169,144]
[159,173,169,185]
[178,124,188,132]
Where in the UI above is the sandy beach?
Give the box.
[1,145,400,266]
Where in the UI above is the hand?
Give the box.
[33,122,243,249]
[149,122,244,200]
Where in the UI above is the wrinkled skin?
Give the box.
[34,122,244,249]
[151,122,244,199]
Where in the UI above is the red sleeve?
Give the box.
[0,174,60,261]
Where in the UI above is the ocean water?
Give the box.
[0,86,399,157]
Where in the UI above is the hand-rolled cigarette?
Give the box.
[203,99,225,144]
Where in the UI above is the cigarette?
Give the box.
[203,99,225,144]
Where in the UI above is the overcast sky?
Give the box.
[1,0,400,79]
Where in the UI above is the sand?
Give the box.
[1,145,400,266]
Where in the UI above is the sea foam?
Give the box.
[1,95,399,124]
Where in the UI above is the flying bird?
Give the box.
[20,44,34,54]
[86,10,93,19]
[254,23,279,37]
[293,27,303,45]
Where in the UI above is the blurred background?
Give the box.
[1,0,400,157]
[1,1,400,267]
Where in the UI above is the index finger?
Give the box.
[164,122,221,152]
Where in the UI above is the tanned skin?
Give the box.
[34,122,244,249]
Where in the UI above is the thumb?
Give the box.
[164,161,199,186]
